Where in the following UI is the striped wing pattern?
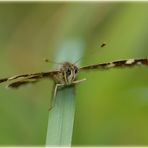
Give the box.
[1,58,148,88]
[80,58,148,70]
[0,71,59,88]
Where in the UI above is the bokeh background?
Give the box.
[0,2,148,146]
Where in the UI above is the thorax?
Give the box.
[52,62,78,85]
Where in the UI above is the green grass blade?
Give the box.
[46,40,84,146]
[46,86,75,146]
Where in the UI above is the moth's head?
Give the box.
[61,62,79,85]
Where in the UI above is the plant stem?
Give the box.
[46,86,75,146]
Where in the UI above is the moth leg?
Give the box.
[72,78,86,85]
[48,83,64,111]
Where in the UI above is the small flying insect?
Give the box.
[0,43,148,110]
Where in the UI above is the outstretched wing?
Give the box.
[0,70,59,88]
[80,58,148,70]
[7,78,39,88]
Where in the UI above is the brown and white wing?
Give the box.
[7,79,39,88]
[0,70,59,88]
[80,58,148,70]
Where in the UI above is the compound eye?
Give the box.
[66,68,71,76]
[75,68,78,74]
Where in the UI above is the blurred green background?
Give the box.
[0,2,148,146]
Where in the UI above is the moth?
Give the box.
[0,43,148,110]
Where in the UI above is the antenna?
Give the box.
[43,58,63,65]
[74,42,107,65]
